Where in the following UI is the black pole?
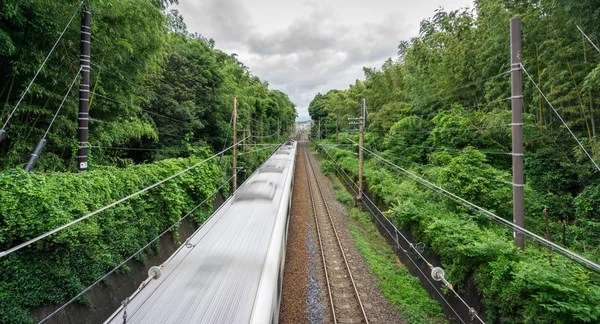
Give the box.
[77,9,91,172]
[24,139,46,172]
[511,18,525,250]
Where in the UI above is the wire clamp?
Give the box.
[469,307,478,320]
[184,238,196,248]
[506,123,523,126]
[121,297,130,324]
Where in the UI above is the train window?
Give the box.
[235,180,277,201]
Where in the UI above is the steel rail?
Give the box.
[303,143,369,324]
[303,144,337,323]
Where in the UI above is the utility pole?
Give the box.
[336,112,339,144]
[77,9,91,172]
[358,99,365,201]
[511,18,525,250]
[318,118,321,142]
[242,128,246,151]
[277,118,280,141]
[232,97,237,193]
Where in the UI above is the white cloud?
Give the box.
[175,0,473,120]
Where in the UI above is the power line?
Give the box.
[0,137,248,259]
[522,64,600,172]
[237,145,279,156]
[317,145,480,324]
[38,169,242,323]
[1,1,83,131]
[91,92,186,124]
[576,25,600,54]
[88,146,194,152]
[43,68,81,139]
[345,135,600,274]
[415,70,510,106]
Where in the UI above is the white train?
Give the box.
[105,140,297,324]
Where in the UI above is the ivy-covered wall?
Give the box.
[0,152,228,323]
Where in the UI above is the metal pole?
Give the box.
[77,9,91,172]
[242,128,246,151]
[277,118,280,141]
[318,118,321,141]
[358,99,365,201]
[511,18,525,250]
[232,97,237,193]
[336,112,339,144]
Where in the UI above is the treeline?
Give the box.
[310,0,600,322]
[0,0,296,171]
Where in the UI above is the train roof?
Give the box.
[105,142,296,324]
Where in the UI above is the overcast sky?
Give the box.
[174,0,474,121]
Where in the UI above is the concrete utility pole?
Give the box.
[318,118,321,142]
[242,128,246,151]
[232,97,238,193]
[336,112,339,144]
[511,18,525,250]
[358,99,365,201]
[77,9,91,172]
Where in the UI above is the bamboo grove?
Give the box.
[310,0,600,322]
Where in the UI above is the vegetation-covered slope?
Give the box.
[310,0,600,322]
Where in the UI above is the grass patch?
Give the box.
[348,208,448,323]
[335,190,354,205]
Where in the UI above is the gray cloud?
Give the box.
[175,0,472,120]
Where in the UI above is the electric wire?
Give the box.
[576,25,600,54]
[43,67,82,139]
[237,145,279,156]
[91,92,186,124]
[317,145,475,323]
[37,170,242,324]
[0,136,249,259]
[416,70,510,105]
[344,136,600,274]
[87,146,194,152]
[521,64,600,172]
[1,1,83,130]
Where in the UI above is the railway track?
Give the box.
[302,143,370,324]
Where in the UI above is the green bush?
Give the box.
[335,190,354,205]
[0,153,227,323]
[324,151,600,323]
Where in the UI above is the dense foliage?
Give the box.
[0,0,296,322]
[310,0,600,322]
[0,0,296,171]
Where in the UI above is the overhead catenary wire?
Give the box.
[43,67,82,139]
[38,169,243,324]
[91,92,186,124]
[237,145,280,156]
[1,1,83,131]
[318,145,477,324]
[344,135,600,274]
[87,146,195,152]
[521,64,600,173]
[576,25,600,54]
[321,143,514,185]
[0,136,249,259]
[416,70,511,106]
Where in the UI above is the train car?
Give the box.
[105,140,297,324]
